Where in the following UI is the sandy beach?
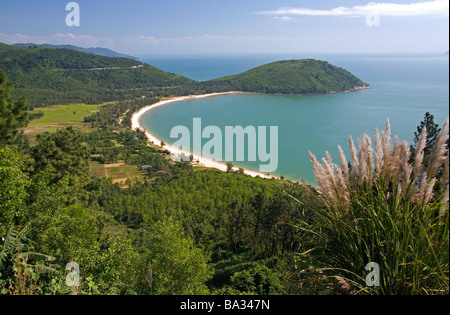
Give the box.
[131,92,278,180]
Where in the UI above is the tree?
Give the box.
[95,236,142,295]
[31,204,100,267]
[0,148,29,236]
[230,265,286,295]
[411,112,443,166]
[0,71,29,148]
[30,127,90,181]
[141,219,212,295]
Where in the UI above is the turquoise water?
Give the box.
[140,55,449,184]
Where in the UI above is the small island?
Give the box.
[202,59,369,95]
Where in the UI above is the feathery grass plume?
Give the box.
[311,118,448,206]
[310,151,349,210]
[322,153,337,191]
[381,119,392,182]
[398,140,413,194]
[441,154,449,190]
[349,136,359,186]
[309,152,327,194]
[308,118,449,295]
[357,137,367,184]
[414,127,428,180]
[357,137,368,185]
[412,172,428,203]
[424,178,437,205]
[321,152,340,206]
[374,128,383,176]
[338,145,350,186]
[360,135,374,184]
[324,152,339,189]
[334,163,350,209]
[427,119,449,179]
[390,136,402,183]
[325,151,350,209]
[388,136,412,195]
[365,135,374,180]
[442,186,449,215]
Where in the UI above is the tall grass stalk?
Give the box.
[308,119,449,295]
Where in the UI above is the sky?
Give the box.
[0,0,448,56]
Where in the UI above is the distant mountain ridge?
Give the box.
[12,43,139,60]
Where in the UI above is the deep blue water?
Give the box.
[139,54,449,184]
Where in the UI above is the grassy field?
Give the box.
[90,161,108,178]
[90,161,145,185]
[25,103,104,141]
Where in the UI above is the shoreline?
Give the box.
[131,92,279,180]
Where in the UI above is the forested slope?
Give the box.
[204,59,367,94]
[0,43,193,107]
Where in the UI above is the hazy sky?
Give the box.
[0,0,448,56]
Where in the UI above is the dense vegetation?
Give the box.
[1,69,320,295]
[204,59,367,94]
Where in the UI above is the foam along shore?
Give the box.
[131,92,279,180]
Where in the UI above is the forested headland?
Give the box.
[205,59,368,94]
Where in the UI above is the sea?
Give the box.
[139,54,449,184]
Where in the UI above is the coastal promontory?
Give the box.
[203,59,368,95]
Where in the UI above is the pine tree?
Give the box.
[0,71,29,147]
[411,112,442,167]
[30,127,90,181]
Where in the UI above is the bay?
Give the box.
[139,54,449,184]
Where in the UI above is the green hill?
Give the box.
[0,43,193,107]
[12,43,139,60]
[204,59,368,94]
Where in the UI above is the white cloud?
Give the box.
[256,0,449,18]
[274,16,296,22]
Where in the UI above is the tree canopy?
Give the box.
[0,71,28,147]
